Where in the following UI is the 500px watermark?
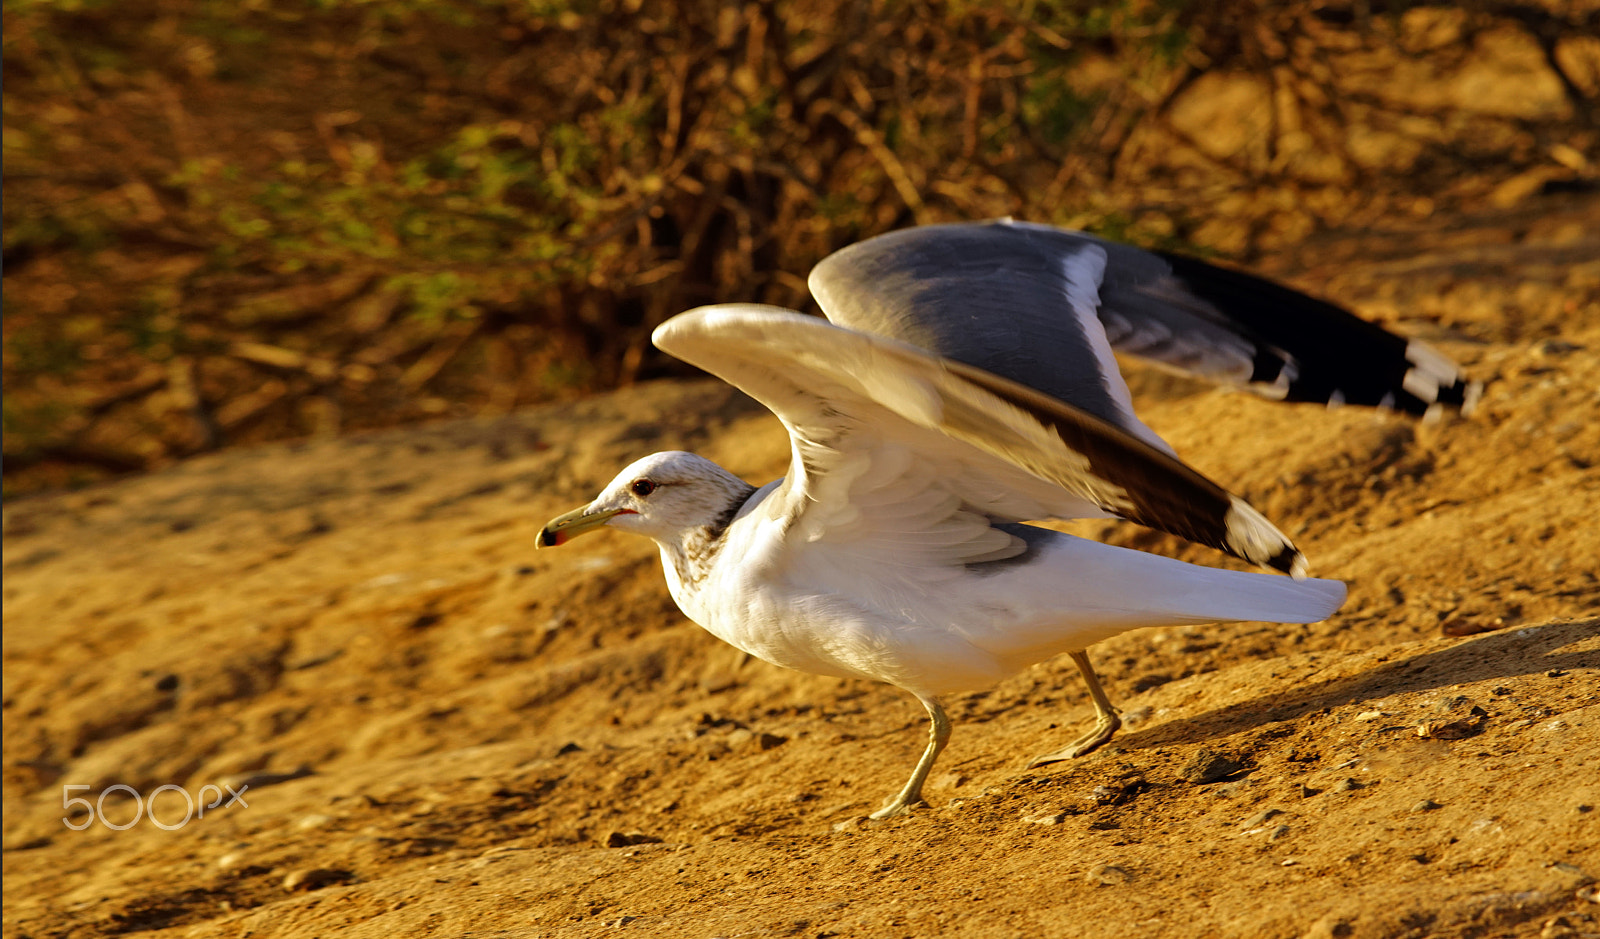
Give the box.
[62,783,249,831]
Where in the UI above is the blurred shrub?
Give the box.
[3,0,1593,492]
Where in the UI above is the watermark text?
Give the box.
[63,783,248,830]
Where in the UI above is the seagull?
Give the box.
[537,219,1479,819]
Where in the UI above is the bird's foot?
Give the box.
[868,795,923,820]
[1026,713,1121,768]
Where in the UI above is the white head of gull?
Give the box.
[539,219,1478,819]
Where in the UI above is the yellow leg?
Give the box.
[870,695,950,819]
[1028,650,1121,767]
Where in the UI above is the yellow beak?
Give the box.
[536,505,627,548]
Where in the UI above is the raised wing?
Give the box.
[809,219,1479,419]
[654,305,1309,577]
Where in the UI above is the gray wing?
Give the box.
[808,219,1480,420]
[655,305,1309,577]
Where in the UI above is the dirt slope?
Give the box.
[4,197,1599,939]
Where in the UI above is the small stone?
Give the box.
[726,729,754,749]
[1085,864,1130,886]
[756,732,787,750]
[936,772,968,790]
[1090,773,1149,806]
[1302,914,1355,939]
[296,813,333,830]
[225,766,314,791]
[556,742,583,756]
[1412,799,1442,812]
[831,817,863,833]
[1354,710,1385,722]
[1334,778,1363,793]
[1180,749,1244,785]
[1024,812,1066,825]
[1414,720,1471,739]
[1267,824,1290,841]
[602,830,662,848]
[216,852,246,870]
[1299,784,1322,799]
[1120,705,1153,729]
[1243,808,1283,827]
[1416,702,1488,739]
[282,868,353,892]
[1441,618,1503,637]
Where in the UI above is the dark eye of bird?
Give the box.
[631,479,657,497]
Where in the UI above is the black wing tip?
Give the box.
[1155,251,1482,421]
[1268,547,1307,578]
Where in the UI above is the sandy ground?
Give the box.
[4,196,1599,938]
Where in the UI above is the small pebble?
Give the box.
[1024,812,1066,825]
[223,766,313,791]
[1120,705,1153,729]
[1412,799,1442,812]
[1267,824,1290,841]
[1416,716,1486,739]
[1299,784,1322,799]
[296,813,333,830]
[1243,808,1283,827]
[603,830,662,848]
[216,852,246,870]
[1441,618,1503,637]
[1090,774,1148,806]
[282,868,353,892]
[1302,914,1355,939]
[1334,778,1363,792]
[1091,785,1120,805]
[1180,749,1244,785]
[1085,864,1130,886]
